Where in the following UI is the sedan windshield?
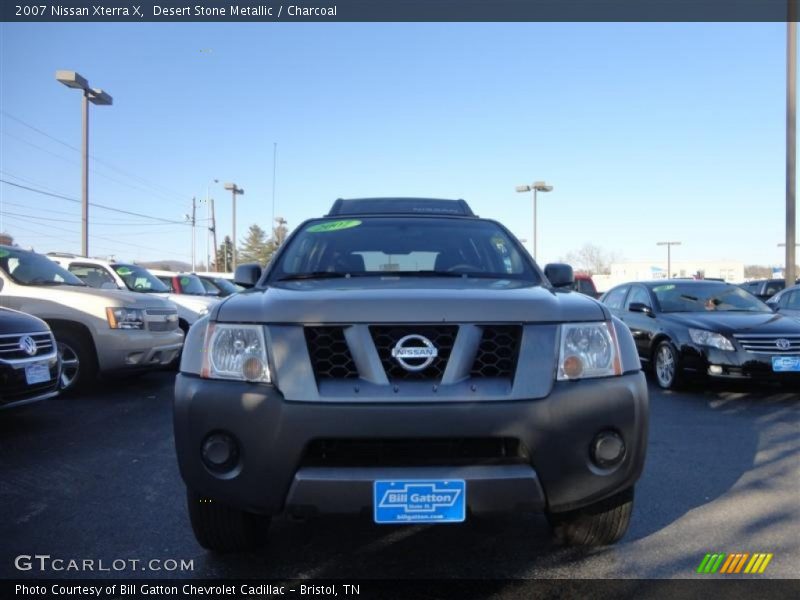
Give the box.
[271,217,538,283]
[0,247,85,286]
[652,282,771,313]
[112,264,169,293]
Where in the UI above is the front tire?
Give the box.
[52,328,97,394]
[548,487,634,546]
[186,489,270,552]
[652,340,683,390]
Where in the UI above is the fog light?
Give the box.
[591,431,625,469]
[562,355,584,379]
[201,432,239,473]
[709,365,723,375]
[242,354,266,381]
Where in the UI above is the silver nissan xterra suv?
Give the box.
[174,198,648,552]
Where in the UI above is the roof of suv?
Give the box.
[326,197,476,218]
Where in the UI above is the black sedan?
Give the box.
[0,307,60,409]
[601,280,800,389]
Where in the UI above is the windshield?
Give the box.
[211,278,242,295]
[112,264,169,293]
[178,274,208,295]
[270,217,538,283]
[198,278,221,296]
[0,247,85,286]
[652,283,772,313]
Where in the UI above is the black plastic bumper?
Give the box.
[174,372,648,515]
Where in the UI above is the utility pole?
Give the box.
[272,142,277,227]
[656,241,682,279]
[190,196,197,271]
[210,198,218,271]
[787,10,797,287]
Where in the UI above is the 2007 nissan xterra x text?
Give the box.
[174,198,648,552]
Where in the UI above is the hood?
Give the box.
[660,310,800,335]
[38,284,175,309]
[215,278,607,324]
[0,307,49,334]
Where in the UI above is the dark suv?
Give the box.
[174,198,649,552]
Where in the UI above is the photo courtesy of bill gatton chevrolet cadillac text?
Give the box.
[174,198,649,552]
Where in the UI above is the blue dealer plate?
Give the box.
[374,480,466,524]
[772,356,800,372]
[25,362,51,385]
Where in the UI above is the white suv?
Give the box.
[0,246,183,392]
[47,255,218,335]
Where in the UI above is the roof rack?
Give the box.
[326,197,476,218]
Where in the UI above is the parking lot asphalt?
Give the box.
[1,371,798,580]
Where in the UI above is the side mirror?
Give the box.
[234,263,262,288]
[544,263,574,289]
[628,302,653,315]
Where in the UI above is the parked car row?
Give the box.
[600,279,800,389]
[0,246,241,408]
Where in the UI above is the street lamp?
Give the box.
[515,181,553,261]
[224,182,245,269]
[205,179,219,269]
[55,70,112,257]
[656,241,682,279]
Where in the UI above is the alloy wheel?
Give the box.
[655,345,675,388]
[57,341,80,390]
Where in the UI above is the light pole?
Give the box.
[515,181,553,261]
[205,179,219,269]
[224,182,244,269]
[656,241,682,279]
[786,12,797,287]
[55,70,112,257]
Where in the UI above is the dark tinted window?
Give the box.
[603,286,629,310]
[576,279,596,295]
[272,217,538,282]
[651,282,770,313]
[177,274,207,295]
[786,291,800,310]
[764,281,784,297]
[626,286,651,309]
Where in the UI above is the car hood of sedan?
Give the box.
[660,310,800,335]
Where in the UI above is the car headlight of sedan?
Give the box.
[688,328,734,351]
[201,323,271,383]
[106,307,145,330]
[557,322,622,381]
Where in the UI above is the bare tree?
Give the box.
[560,244,619,275]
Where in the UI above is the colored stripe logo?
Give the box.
[697,553,773,574]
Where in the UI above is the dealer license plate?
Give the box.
[25,362,51,385]
[772,356,800,372]
[374,480,466,524]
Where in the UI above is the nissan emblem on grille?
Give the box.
[776,338,791,351]
[391,334,439,371]
[18,335,37,356]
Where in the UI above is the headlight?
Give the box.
[106,307,145,330]
[688,328,734,351]
[201,323,271,383]
[557,322,621,380]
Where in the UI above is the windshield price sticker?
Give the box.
[307,220,362,233]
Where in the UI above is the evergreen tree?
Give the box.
[216,236,234,272]
[238,224,271,266]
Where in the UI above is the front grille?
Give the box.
[305,327,359,379]
[301,438,528,467]
[0,332,55,361]
[0,380,57,405]
[148,320,179,332]
[371,325,457,380]
[734,334,800,355]
[470,325,522,378]
[146,308,177,316]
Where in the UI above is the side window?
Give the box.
[158,276,174,291]
[625,286,651,310]
[603,286,629,310]
[69,264,117,289]
[785,291,800,310]
[765,281,784,297]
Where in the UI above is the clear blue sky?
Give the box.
[0,22,792,268]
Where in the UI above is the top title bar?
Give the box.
[1,1,799,23]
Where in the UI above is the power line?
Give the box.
[0,179,187,224]
[1,111,190,206]
[0,208,190,228]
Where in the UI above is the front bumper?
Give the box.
[681,345,800,382]
[0,354,60,410]
[174,372,648,516]
[95,329,184,372]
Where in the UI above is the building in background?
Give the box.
[593,260,746,293]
